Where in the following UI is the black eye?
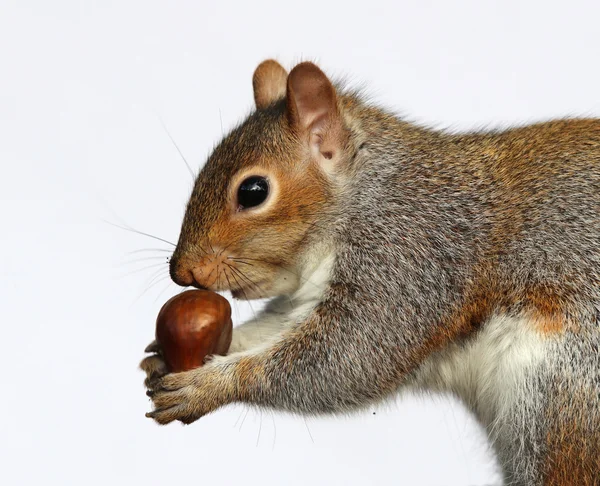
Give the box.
[237,176,269,210]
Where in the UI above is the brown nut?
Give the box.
[155,289,232,372]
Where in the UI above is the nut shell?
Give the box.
[155,289,232,372]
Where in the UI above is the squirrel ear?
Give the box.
[253,60,288,109]
[286,62,343,165]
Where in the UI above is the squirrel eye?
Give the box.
[237,176,269,210]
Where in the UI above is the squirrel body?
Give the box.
[141,60,600,485]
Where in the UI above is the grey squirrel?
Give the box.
[140,60,600,485]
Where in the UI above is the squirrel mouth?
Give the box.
[230,281,267,300]
[230,288,247,299]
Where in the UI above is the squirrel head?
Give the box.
[170,60,352,299]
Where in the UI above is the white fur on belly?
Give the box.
[412,315,549,427]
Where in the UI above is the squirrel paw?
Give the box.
[143,363,229,425]
[139,341,168,389]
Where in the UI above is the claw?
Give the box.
[146,408,169,419]
[144,340,161,353]
[144,372,165,390]
[178,415,197,425]
[146,406,179,424]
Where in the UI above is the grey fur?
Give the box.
[144,66,600,484]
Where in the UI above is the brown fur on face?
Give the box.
[170,98,336,298]
[170,62,351,298]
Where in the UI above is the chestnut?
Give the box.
[155,289,232,372]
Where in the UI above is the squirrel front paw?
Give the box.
[141,345,234,425]
[145,365,232,425]
[139,340,169,389]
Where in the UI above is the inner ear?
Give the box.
[253,60,288,109]
[286,62,342,162]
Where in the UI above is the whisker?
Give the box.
[228,256,274,264]
[271,412,277,451]
[225,263,264,297]
[233,406,245,429]
[132,274,171,306]
[225,263,251,285]
[120,265,165,286]
[256,409,263,447]
[228,267,270,323]
[158,116,195,179]
[229,257,324,291]
[119,255,170,266]
[235,267,268,297]
[216,241,236,261]
[226,262,271,295]
[303,417,315,444]
[229,259,253,267]
[102,218,176,247]
[223,266,234,292]
[223,268,241,323]
[144,266,170,287]
[239,407,250,432]
[117,261,168,278]
[231,297,241,324]
[126,248,173,255]
[284,293,295,311]
[155,281,176,303]
[227,267,244,294]
[227,269,258,319]
[188,244,210,258]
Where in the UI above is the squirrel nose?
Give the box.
[169,255,211,289]
[169,256,194,287]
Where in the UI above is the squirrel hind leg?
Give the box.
[495,327,600,485]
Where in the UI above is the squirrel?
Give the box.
[140,59,600,485]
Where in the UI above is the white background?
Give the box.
[2,1,599,485]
